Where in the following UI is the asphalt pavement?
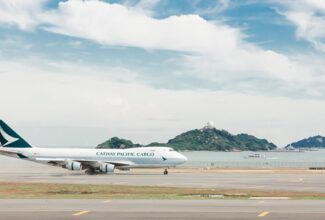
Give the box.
[0,199,324,220]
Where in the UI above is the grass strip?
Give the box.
[0,182,324,200]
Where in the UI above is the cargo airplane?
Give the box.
[0,120,187,175]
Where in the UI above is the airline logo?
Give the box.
[96,152,155,157]
[0,125,19,147]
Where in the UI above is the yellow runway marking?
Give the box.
[73,210,89,216]
[258,211,269,217]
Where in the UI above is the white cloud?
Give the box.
[1,58,325,147]
[29,0,324,97]
[273,0,325,52]
[0,0,46,30]
[0,0,324,91]
[0,0,323,94]
[40,0,242,54]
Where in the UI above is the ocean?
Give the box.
[181,149,325,168]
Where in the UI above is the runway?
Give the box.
[1,157,325,219]
[1,155,325,193]
[1,168,325,193]
[0,199,324,220]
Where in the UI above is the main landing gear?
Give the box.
[163,169,168,175]
[85,167,96,175]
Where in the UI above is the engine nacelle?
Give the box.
[65,161,82,171]
[99,163,115,173]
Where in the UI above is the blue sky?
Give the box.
[1,0,325,147]
[0,1,312,62]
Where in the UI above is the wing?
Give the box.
[34,157,133,168]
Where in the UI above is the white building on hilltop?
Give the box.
[203,121,215,129]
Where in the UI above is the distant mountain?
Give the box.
[96,123,277,151]
[286,135,325,148]
[97,137,142,149]
[167,127,276,151]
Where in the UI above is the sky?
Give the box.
[1,0,325,147]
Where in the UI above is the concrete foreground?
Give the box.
[0,199,324,220]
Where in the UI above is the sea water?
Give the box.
[181,149,325,168]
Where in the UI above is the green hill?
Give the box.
[286,135,325,149]
[96,125,277,151]
[167,128,276,151]
[97,137,142,149]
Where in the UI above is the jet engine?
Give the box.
[65,161,82,171]
[99,163,115,173]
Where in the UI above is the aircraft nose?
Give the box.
[179,154,188,163]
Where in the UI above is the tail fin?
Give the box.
[0,120,32,148]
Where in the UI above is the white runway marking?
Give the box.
[102,200,112,203]
[247,186,265,189]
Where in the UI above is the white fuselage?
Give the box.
[0,146,187,168]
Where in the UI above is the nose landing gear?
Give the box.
[163,169,168,175]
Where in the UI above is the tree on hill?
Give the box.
[235,134,276,151]
[146,142,169,147]
[97,137,141,149]
[286,135,325,148]
[96,122,277,151]
[167,127,276,151]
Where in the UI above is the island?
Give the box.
[97,122,277,151]
[286,135,325,149]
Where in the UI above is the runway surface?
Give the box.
[1,166,325,193]
[0,199,324,220]
[1,155,325,193]
[1,157,325,219]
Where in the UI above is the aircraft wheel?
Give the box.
[85,167,96,175]
[163,169,168,175]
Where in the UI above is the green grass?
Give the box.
[0,182,324,200]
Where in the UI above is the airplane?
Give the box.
[0,120,187,175]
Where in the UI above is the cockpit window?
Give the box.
[169,149,174,151]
